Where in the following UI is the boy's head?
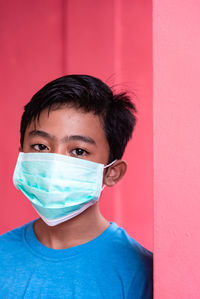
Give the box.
[20,75,136,164]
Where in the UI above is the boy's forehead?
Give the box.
[28,107,100,127]
[25,107,107,143]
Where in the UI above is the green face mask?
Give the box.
[13,152,115,226]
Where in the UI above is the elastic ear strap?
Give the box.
[104,159,117,169]
[102,160,117,191]
[101,185,106,191]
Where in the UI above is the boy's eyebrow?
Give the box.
[28,130,96,145]
[29,130,52,139]
[66,135,96,145]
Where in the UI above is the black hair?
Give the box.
[20,75,137,163]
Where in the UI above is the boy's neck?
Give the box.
[33,203,110,250]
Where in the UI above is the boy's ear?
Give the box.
[103,160,127,187]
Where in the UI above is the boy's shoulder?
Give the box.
[0,221,33,253]
[108,222,153,268]
[104,223,153,298]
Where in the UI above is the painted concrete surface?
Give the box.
[154,0,200,297]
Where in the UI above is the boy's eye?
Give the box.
[31,144,49,151]
[71,148,88,156]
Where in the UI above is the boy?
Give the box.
[0,75,153,298]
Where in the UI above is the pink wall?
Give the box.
[0,0,153,251]
[154,0,200,297]
[0,0,64,233]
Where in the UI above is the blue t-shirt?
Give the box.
[0,220,153,298]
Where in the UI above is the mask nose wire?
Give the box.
[101,159,117,190]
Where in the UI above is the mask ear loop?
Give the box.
[104,159,117,169]
[101,159,117,191]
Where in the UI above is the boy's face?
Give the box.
[22,106,110,166]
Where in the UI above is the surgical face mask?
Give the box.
[13,152,116,226]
